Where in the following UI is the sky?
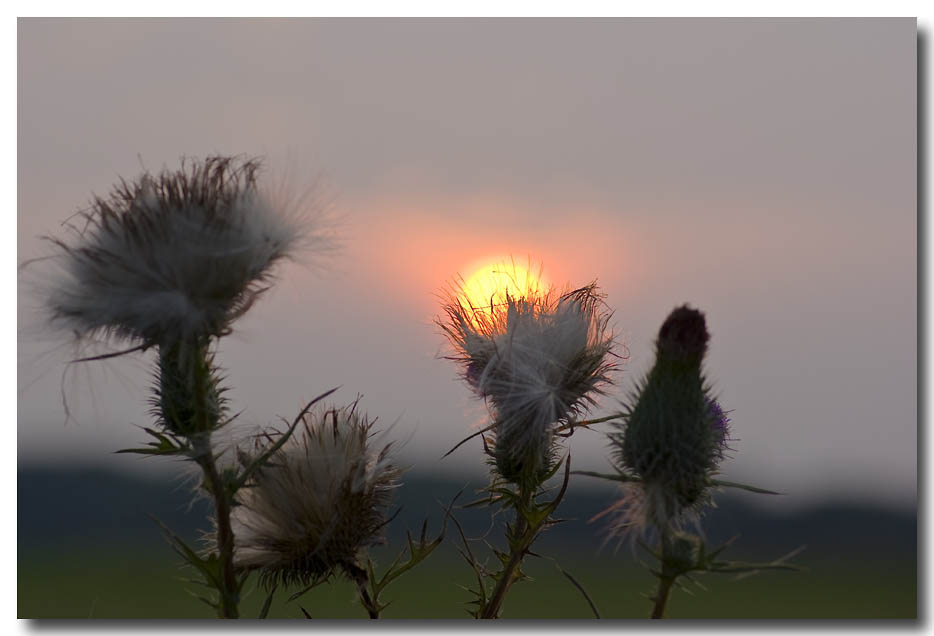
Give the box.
[16,18,916,510]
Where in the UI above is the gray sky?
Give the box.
[17,18,916,510]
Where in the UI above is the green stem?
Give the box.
[197,450,240,619]
[480,485,535,619]
[189,343,239,619]
[348,564,380,619]
[650,575,675,619]
[650,528,674,620]
[358,587,379,619]
[161,341,240,619]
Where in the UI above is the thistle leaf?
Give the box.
[258,584,278,619]
[709,478,781,495]
[554,562,601,619]
[571,469,641,484]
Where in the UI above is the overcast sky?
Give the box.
[17,18,916,510]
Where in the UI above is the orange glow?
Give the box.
[458,260,548,314]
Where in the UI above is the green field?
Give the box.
[18,466,917,619]
[19,542,915,619]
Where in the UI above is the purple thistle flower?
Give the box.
[706,399,732,460]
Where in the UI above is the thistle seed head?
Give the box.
[440,280,616,484]
[43,156,313,349]
[230,402,401,588]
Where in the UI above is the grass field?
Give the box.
[18,466,917,620]
[18,542,915,619]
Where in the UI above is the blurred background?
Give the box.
[17,18,916,618]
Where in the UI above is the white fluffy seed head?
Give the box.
[230,402,401,588]
[439,280,616,484]
[43,156,319,349]
[596,481,704,548]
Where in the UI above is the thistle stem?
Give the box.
[650,575,675,619]
[163,341,240,618]
[481,538,526,619]
[348,565,380,619]
[188,344,239,619]
[196,451,240,619]
[480,485,535,619]
[649,528,674,619]
[358,588,379,619]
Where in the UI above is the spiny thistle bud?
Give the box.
[43,156,308,349]
[230,403,401,589]
[440,281,615,486]
[608,305,727,534]
[149,342,228,438]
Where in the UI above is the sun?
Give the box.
[458,260,548,314]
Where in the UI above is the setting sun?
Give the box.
[458,260,548,313]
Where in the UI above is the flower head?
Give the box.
[44,156,309,349]
[440,276,615,485]
[230,402,400,588]
[606,305,728,537]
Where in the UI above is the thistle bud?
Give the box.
[230,403,401,588]
[609,305,726,533]
[440,281,615,486]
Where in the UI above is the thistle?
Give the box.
[584,305,799,618]
[231,403,400,606]
[439,271,616,618]
[38,156,327,618]
[440,282,615,487]
[612,305,722,532]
